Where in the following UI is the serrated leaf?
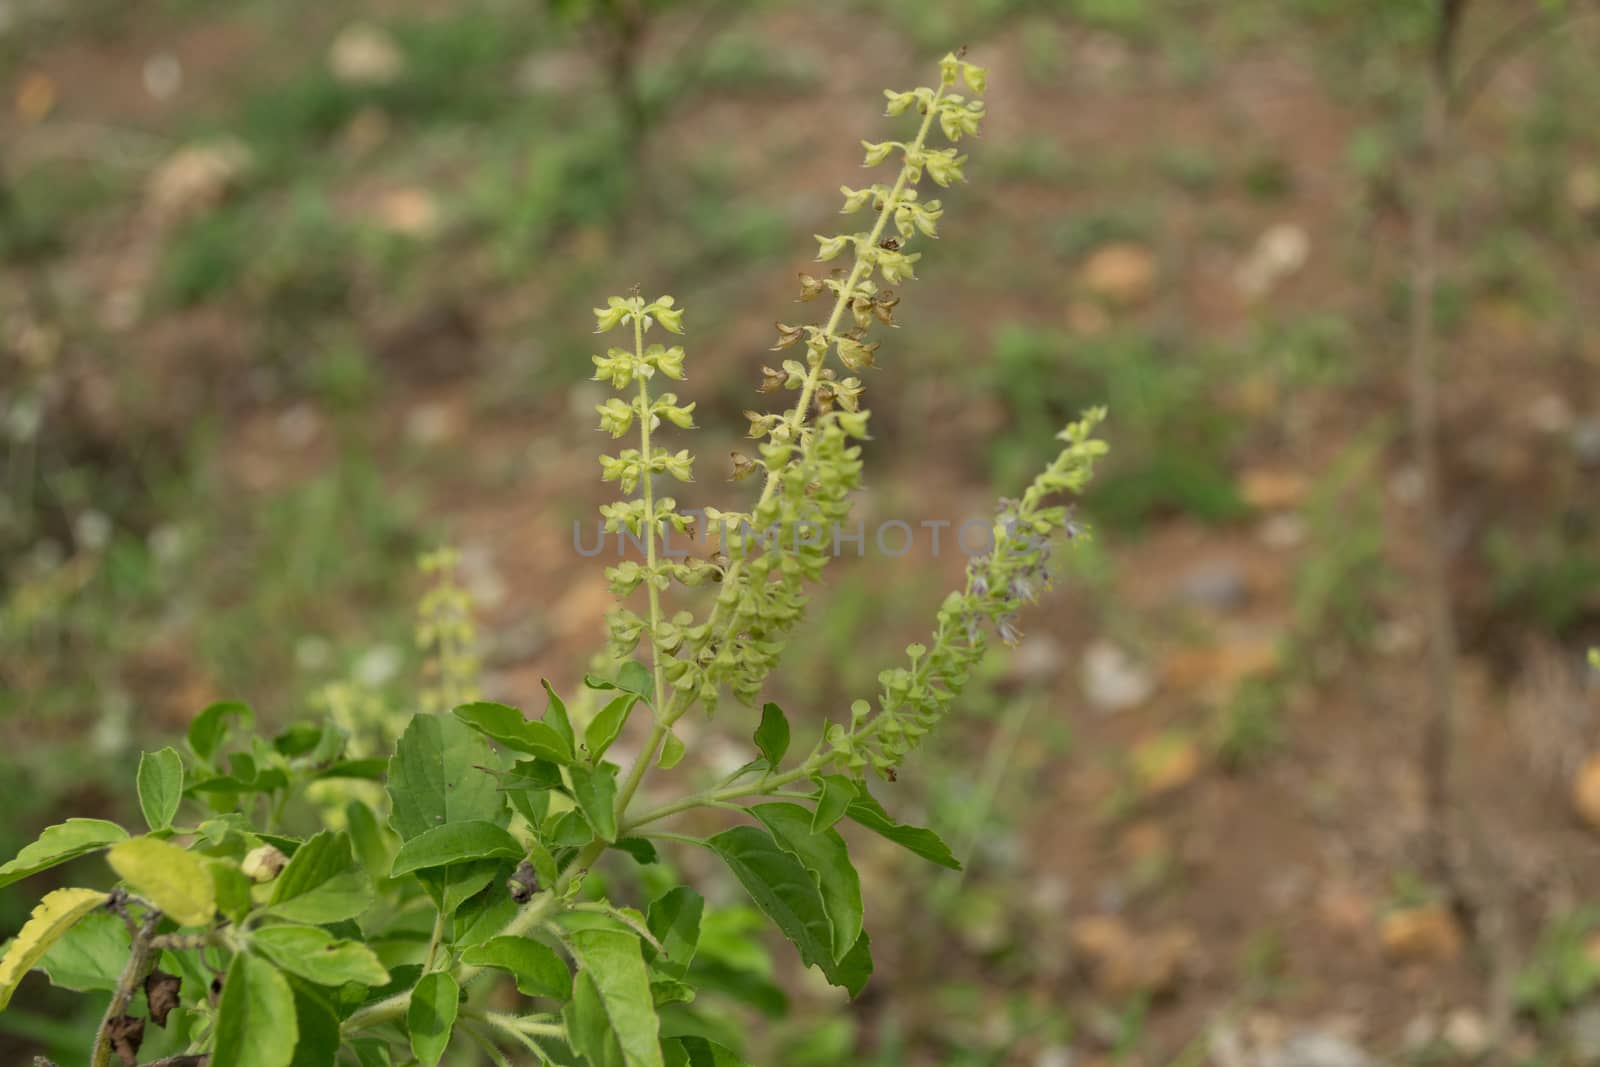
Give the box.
[844,787,961,870]
[748,803,862,962]
[407,971,459,1067]
[252,925,390,987]
[453,702,573,764]
[188,701,253,763]
[107,838,215,927]
[569,763,619,843]
[566,928,665,1067]
[388,715,507,841]
[389,821,524,878]
[0,888,108,1009]
[585,694,638,764]
[36,909,129,993]
[267,831,373,925]
[754,704,789,766]
[645,886,703,980]
[708,826,835,981]
[460,936,572,999]
[0,818,128,889]
[810,775,854,834]
[214,951,298,1067]
[136,747,185,831]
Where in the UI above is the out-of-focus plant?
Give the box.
[0,54,1111,1066]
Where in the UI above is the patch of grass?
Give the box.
[1485,526,1600,637]
[1214,674,1288,771]
[1294,435,1390,649]
[1515,908,1600,1030]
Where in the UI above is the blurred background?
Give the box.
[4,0,1600,1063]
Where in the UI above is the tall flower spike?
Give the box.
[826,408,1108,778]
[593,293,697,715]
[641,53,991,722]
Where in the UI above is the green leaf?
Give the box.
[566,928,665,1067]
[0,888,108,1010]
[657,729,686,770]
[188,701,253,763]
[616,838,659,865]
[36,909,130,993]
[543,679,577,752]
[214,952,299,1067]
[0,818,128,889]
[287,979,343,1067]
[267,831,374,925]
[407,971,459,1067]
[345,801,394,879]
[389,715,507,841]
[350,1039,393,1067]
[844,787,961,870]
[618,660,653,701]
[569,763,619,843]
[833,928,873,999]
[548,809,595,848]
[664,1037,747,1067]
[810,775,854,835]
[567,971,626,1067]
[454,881,519,949]
[313,758,388,782]
[754,703,789,766]
[389,821,524,878]
[748,803,862,962]
[453,702,574,764]
[136,747,185,831]
[208,858,253,923]
[586,662,653,702]
[585,694,638,764]
[707,827,830,973]
[645,887,703,980]
[107,838,215,927]
[708,826,864,993]
[252,925,390,987]
[459,936,572,999]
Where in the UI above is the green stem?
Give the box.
[421,909,447,973]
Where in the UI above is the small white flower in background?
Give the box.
[148,523,189,567]
[2,396,42,444]
[355,644,403,688]
[295,636,333,671]
[92,691,133,756]
[73,510,112,553]
[143,53,182,101]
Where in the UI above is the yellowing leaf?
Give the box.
[0,888,108,1010]
[107,838,216,927]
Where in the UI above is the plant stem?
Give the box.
[421,909,447,973]
[1413,0,1463,896]
[90,910,160,1067]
